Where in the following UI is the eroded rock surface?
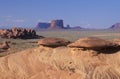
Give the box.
[0,45,120,79]
[68,37,117,50]
[38,37,71,47]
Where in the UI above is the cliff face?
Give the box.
[0,45,120,79]
[49,20,64,29]
[35,19,65,30]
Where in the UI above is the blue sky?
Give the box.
[0,0,120,29]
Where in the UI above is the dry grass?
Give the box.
[36,29,120,41]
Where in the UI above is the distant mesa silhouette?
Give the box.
[34,19,66,30]
[34,20,120,30]
[110,23,120,29]
[34,19,85,30]
[49,19,64,29]
[71,26,83,29]
[35,22,50,29]
[65,24,71,29]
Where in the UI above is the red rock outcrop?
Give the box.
[68,37,117,50]
[0,28,39,39]
[38,37,71,47]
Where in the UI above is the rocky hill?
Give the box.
[110,23,120,29]
[0,27,40,39]
[0,37,120,79]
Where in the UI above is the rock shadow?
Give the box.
[95,46,120,54]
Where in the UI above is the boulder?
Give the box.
[68,37,116,50]
[38,37,71,47]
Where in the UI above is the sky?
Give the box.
[0,0,120,29]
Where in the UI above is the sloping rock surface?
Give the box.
[68,37,117,50]
[0,45,120,79]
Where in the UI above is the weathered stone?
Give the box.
[38,37,71,47]
[68,37,116,50]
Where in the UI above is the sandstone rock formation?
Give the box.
[0,28,39,39]
[68,37,117,50]
[0,43,120,79]
[49,20,64,29]
[34,19,65,30]
[38,37,71,47]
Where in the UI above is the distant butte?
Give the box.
[34,19,120,30]
[110,23,120,29]
[34,19,65,30]
[49,20,64,29]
